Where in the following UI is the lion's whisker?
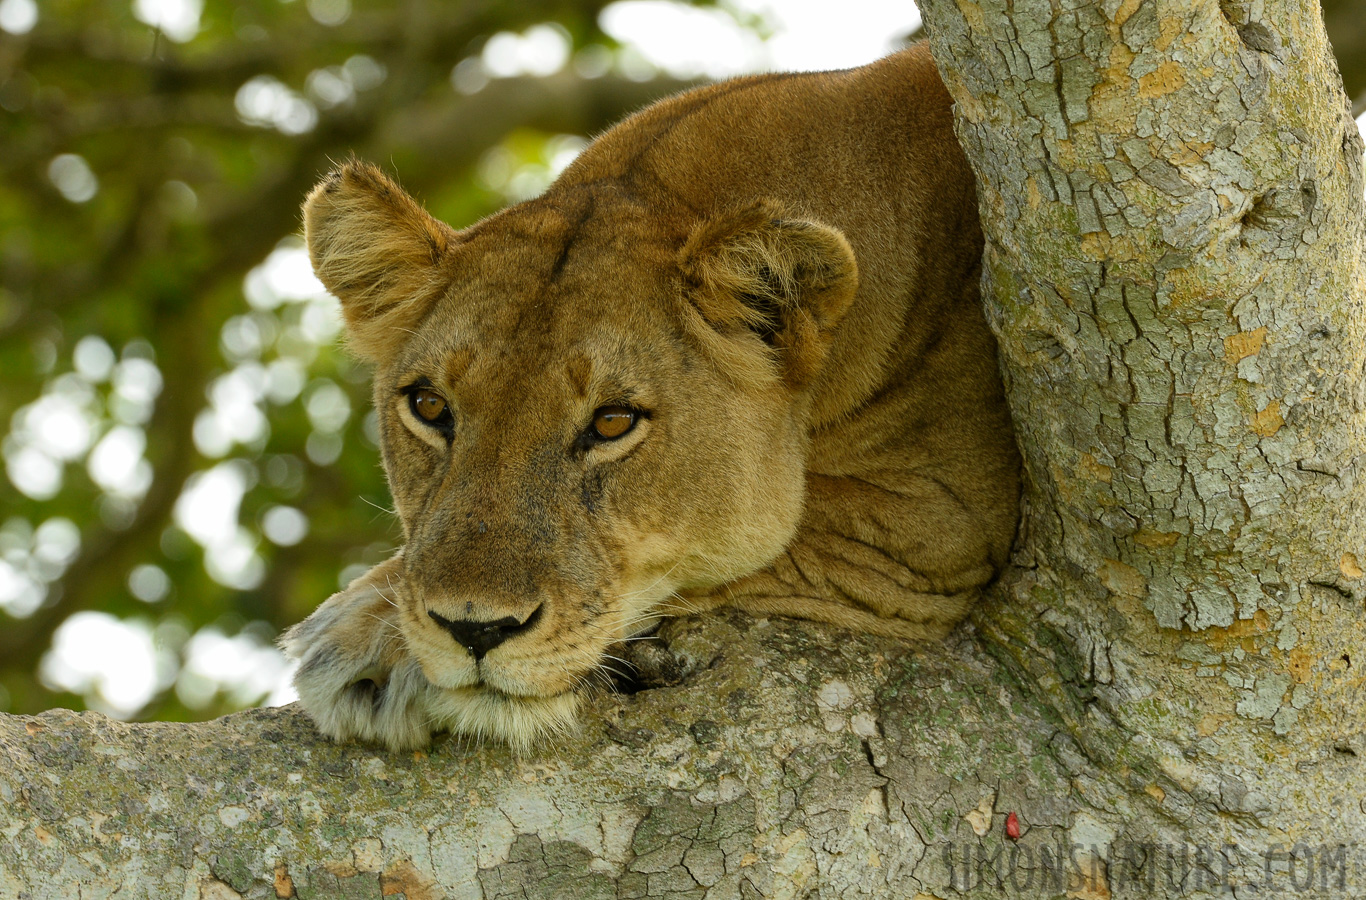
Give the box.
[360,496,398,518]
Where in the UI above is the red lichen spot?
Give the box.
[273,863,295,898]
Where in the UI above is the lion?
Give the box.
[279,43,1020,752]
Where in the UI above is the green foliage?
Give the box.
[0,0,688,720]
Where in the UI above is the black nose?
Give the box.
[428,605,542,661]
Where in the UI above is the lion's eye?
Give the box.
[410,389,451,425]
[591,406,636,440]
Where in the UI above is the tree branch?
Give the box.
[0,614,1083,899]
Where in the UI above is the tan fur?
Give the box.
[280,45,1021,751]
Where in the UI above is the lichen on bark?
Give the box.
[920,0,1366,893]
[2,613,1091,899]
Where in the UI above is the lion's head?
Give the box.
[302,160,857,742]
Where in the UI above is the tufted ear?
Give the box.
[303,160,459,362]
[678,200,858,387]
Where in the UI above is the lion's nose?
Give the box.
[427,605,542,661]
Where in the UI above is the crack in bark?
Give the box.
[1306,579,1355,601]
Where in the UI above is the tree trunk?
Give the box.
[3,2,1364,898]
[918,0,1366,891]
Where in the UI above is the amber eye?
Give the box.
[410,389,449,423]
[592,406,636,440]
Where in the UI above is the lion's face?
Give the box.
[376,210,812,703]
[303,164,856,720]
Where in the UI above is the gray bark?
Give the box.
[4,613,1089,899]
[918,0,1366,895]
[3,1,1365,897]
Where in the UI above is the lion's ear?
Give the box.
[678,201,858,387]
[303,160,458,362]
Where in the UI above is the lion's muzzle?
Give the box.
[427,604,543,660]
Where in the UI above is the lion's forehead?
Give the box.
[458,192,678,296]
[396,261,687,406]
[402,311,676,385]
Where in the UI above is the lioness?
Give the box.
[281,44,1019,751]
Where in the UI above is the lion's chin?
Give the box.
[425,686,582,753]
[402,651,587,751]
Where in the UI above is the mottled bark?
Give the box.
[919,0,1366,894]
[2,614,1090,899]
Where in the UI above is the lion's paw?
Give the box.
[281,558,584,752]
[279,561,438,751]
